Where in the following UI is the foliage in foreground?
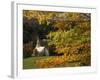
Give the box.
[35,44,90,68]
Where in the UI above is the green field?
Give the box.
[23,56,84,69]
[23,56,53,69]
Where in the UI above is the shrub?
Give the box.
[23,42,33,58]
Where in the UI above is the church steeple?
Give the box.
[36,36,41,47]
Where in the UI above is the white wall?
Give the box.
[0,0,100,80]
